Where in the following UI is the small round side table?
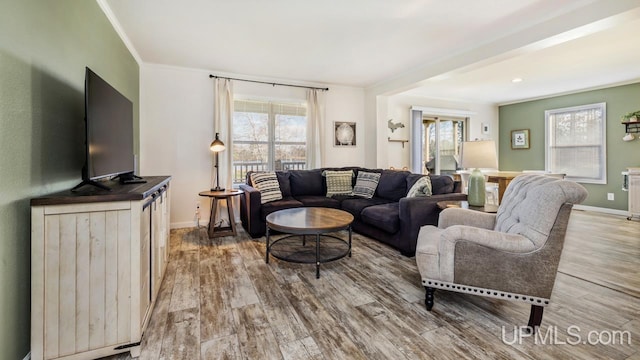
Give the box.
[198,189,243,238]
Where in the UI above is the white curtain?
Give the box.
[213,78,234,190]
[212,78,238,224]
[306,89,325,168]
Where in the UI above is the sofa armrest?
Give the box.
[397,192,467,255]
[239,184,265,237]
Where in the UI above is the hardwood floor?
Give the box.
[103,210,640,359]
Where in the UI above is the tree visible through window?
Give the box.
[545,102,606,184]
[232,99,307,184]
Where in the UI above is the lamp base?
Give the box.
[210,186,225,192]
[467,168,486,206]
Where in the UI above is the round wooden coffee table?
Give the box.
[265,207,354,278]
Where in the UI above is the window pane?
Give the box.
[275,114,306,142]
[546,103,606,184]
[232,112,268,142]
[232,143,268,184]
[275,144,306,170]
[423,119,465,175]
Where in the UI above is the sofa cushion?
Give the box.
[375,170,410,201]
[352,171,381,198]
[295,195,341,209]
[276,171,292,197]
[260,197,304,219]
[341,197,394,220]
[323,170,354,197]
[290,169,324,196]
[430,175,455,195]
[360,203,400,234]
[407,176,432,197]
[406,173,425,191]
[250,172,283,204]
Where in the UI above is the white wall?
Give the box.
[140,64,365,228]
[377,94,498,169]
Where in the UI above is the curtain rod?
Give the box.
[209,74,329,91]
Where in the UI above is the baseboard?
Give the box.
[170,219,241,230]
[171,221,200,229]
[23,352,30,360]
[573,204,628,216]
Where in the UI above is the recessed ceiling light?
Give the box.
[512,78,523,83]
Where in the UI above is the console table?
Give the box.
[437,200,498,213]
[30,176,171,360]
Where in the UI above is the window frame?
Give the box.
[545,102,607,184]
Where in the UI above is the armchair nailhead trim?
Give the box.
[423,279,550,306]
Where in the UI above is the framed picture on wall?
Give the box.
[511,129,530,149]
[334,122,356,147]
[481,122,490,134]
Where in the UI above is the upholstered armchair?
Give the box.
[415,174,587,329]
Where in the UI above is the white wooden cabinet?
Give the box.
[31,177,171,360]
[627,167,640,220]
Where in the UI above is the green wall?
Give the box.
[499,82,640,210]
[0,1,139,358]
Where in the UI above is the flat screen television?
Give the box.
[72,67,142,191]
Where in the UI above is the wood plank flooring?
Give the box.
[102,210,640,359]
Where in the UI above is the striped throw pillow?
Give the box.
[407,176,432,197]
[250,172,283,204]
[352,171,381,199]
[324,170,354,197]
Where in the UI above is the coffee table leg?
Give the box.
[302,235,306,246]
[265,227,270,264]
[315,234,320,279]
[348,226,352,257]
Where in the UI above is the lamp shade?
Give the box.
[461,140,498,169]
[210,132,225,152]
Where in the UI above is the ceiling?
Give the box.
[103,0,640,104]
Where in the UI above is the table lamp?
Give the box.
[461,140,498,206]
[210,132,226,191]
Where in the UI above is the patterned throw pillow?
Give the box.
[407,176,432,197]
[323,170,354,197]
[352,171,381,199]
[250,172,283,204]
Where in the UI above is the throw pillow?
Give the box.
[250,172,283,204]
[323,170,354,197]
[352,171,381,199]
[407,176,432,197]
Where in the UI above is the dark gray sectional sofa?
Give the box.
[239,167,466,256]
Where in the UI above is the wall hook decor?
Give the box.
[388,119,405,133]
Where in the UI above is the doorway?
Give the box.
[410,107,472,175]
[423,117,466,175]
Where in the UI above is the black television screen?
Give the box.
[84,67,134,181]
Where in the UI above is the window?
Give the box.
[423,117,466,175]
[232,99,307,184]
[545,102,606,184]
